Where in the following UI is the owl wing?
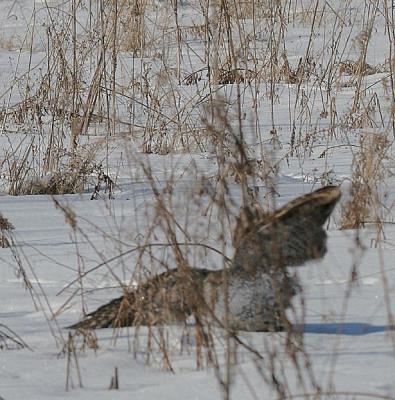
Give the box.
[232,186,341,273]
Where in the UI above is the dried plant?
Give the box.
[340,132,391,232]
[0,324,31,351]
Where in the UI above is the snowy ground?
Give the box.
[1,1,395,399]
[1,186,395,399]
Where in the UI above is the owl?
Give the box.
[69,186,340,332]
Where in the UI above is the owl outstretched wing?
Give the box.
[232,186,341,273]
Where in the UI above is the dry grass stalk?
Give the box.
[340,132,390,231]
[120,0,147,53]
[0,324,31,350]
[0,213,15,248]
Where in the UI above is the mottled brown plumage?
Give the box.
[69,186,341,332]
[233,185,341,274]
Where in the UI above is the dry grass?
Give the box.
[340,132,390,231]
[0,324,31,350]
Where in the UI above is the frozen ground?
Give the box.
[0,1,395,399]
[1,184,395,399]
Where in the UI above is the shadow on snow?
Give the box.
[294,322,395,336]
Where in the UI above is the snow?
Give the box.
[0,1,395,399]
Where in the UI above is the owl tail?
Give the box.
[68,295,134,330]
